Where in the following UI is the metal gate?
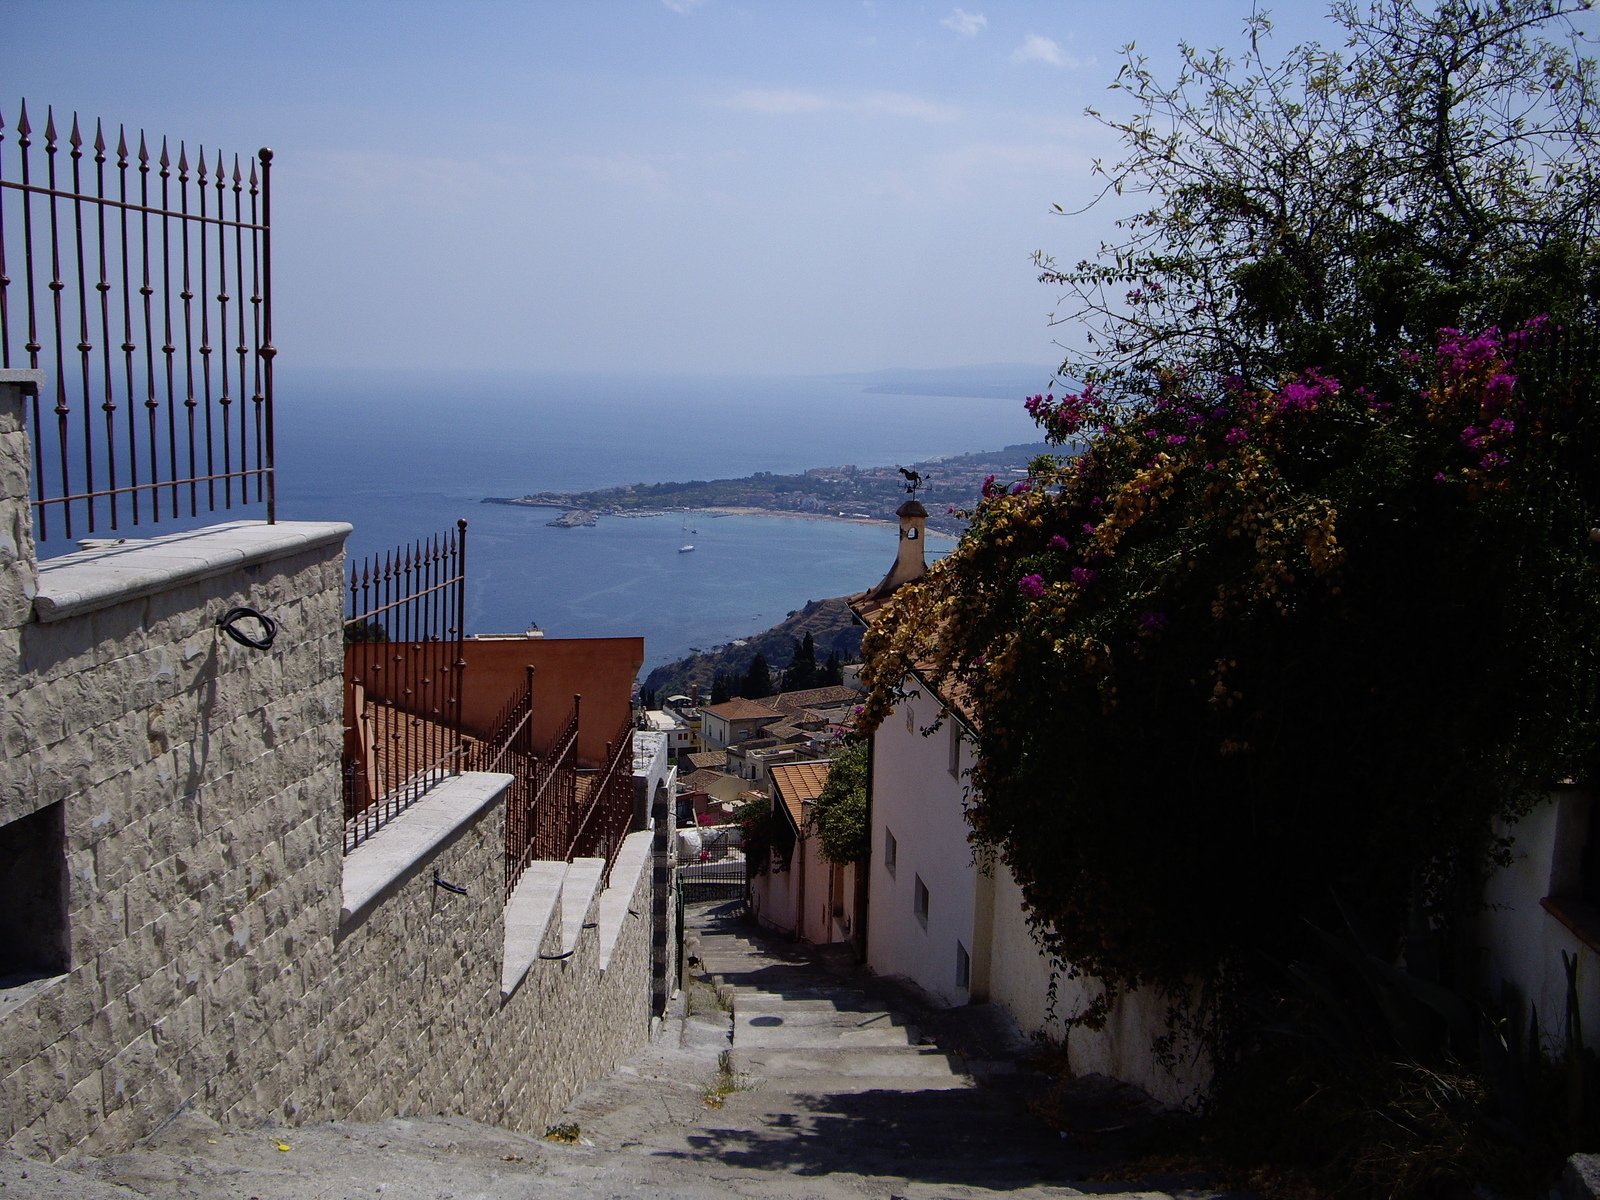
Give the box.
[677,855,748,907]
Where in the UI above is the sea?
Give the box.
[39,365,1050,674]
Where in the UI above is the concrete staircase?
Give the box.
[0,901,1216,1200]
[668,903,1117,1198]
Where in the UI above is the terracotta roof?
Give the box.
[763,723,809,744]
[847,588,890,626]
[686,750,728,770]
[769,760,831,832]
[845,593,980,735]
[681,768,737,791]
[769,685,859,716]
[701,698,783,721]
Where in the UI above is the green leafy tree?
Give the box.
[861,0,1600,1080]
[810,740,869,865]
[785,632,819,691]
[819,650,844,687]
[740,652,774,699]
[710,672,732,705]
[343,618,387,644]
[1039,0,1600,405]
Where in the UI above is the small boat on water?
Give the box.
[679,544,695,553]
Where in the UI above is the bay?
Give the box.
[42,365,1049,672]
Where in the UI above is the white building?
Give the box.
[851,498,1208,1108]
[640,708,696,757]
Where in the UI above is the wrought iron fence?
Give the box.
[0,100,274,542]
[342,521,468,853]
[572,716,636,888]
[498,695,635,895]
[509,695,580,894]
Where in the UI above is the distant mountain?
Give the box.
[641,597,863,705]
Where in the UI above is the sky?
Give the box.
[5,1,1348,377]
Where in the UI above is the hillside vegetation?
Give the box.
[642,597,861,704]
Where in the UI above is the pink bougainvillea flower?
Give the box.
[1018,573,1046,598]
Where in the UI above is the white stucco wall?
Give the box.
[867,686,975,1006]
[753,844,801,936]
[985,866,1205,1107]
[866,672,1206,1106]
[1479,787,1599,1057]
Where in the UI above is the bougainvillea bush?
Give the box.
[859,319,1599,1024]
[858,0,1600,1068]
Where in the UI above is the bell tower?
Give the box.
[864,497,927,601]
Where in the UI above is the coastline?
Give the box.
[491,499,958,539]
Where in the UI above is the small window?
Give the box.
[1581,801,1600,908]
[947,722,961,778]
[913,874,929,928]
[0,802,69,988]
[884,827,898,877]
[956,941,970,990]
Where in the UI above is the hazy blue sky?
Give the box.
[7,1,1349,376]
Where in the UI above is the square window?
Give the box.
[884,827,897,877]
[0,802,69,987]
[913,874,929,928]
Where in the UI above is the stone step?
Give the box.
[732,1046,971,1081]
[734,1005,915,1029]
[729,992,883,1011]
[734,1017,918,1050]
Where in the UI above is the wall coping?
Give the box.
[33,520,352,622]
[341,772,513,925]
[561,858,606,954]
[596,831,654,971]
[502,861,567,1001]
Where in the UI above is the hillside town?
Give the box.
[5,2,1600,1198]
[484,442,1051,537]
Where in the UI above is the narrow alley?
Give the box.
[0,901,1235,1200]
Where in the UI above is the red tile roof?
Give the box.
[769,760,831,832]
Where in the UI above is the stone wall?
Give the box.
[327,798,654,1133]
[0,373,657,1161]
[0,371,349,1158]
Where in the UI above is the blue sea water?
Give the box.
[40,365,1048,672]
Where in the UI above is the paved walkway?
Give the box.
[0,901,1233,1199]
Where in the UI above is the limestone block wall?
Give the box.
[0,384,350,1161]
[325,801,654,1134]
[0,374,655,1161]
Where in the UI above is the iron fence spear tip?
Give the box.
[16,101,28,135]
[93,121,105,154]
[43,106,55,141]
[69,114,81,148]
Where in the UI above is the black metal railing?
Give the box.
[0,100,274,542]
[342,521,468,853]
[516,695,580,892]
[572,716,636,887]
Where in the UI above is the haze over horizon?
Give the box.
[9,1,1352,380]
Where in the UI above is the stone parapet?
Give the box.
[1,407,657,1161]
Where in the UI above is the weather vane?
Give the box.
[897,466,925,497]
